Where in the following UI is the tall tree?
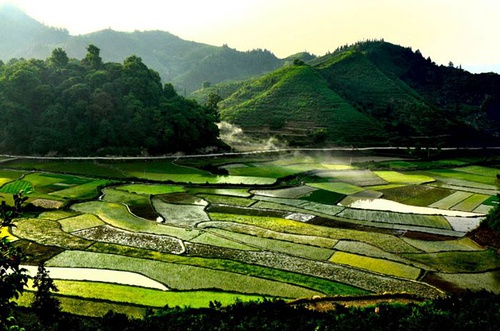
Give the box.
[31,263,61,324]
[48,47,69,68]
[0,195,28,330]
[81,44,103,69]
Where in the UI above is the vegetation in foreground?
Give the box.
[10,291,500,331]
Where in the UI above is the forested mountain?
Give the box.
[0,46,225,155]
[202,41,500,147]
[0,5,283,93]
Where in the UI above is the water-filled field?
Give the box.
[2,151,499,316]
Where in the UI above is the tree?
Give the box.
[0,195,28,330]
[82,44,103,69]
[48,48,69,68]
[204,92,222,122]
[481,194,500,231]
[31,263,61,324]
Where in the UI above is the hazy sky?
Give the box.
[2,0,499,73]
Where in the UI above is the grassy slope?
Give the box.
[214,41,495,147]
[219,64,388,145]
[316,50,449,138]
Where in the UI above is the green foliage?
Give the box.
[216,40,500,148]
[0,236,28,329]
[220,64,388,146]
[0,46,225,155]
[31,263,61,324]
[482,194,500,231]
[13,291,500,331]
[0,193,28,330]
[0,181,33,195]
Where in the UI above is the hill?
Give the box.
[218,63,388,146]
[0,46,225,156]
[0,5,69,59]
[208,40,500,147]
[0,5,284,93]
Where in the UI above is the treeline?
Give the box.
[0,45,225,156]
[12,291,500,331]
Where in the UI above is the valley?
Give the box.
[1,150,498,317]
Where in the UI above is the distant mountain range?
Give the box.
[195,41,500,147]
[2,5,499,148]
[0,5,294,93]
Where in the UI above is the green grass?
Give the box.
[252,186,317,199]
[198,221,338,248]
[315,169,387,187]
[208,213,421,254]
[367,159,470,170]
[452,165,500,178]
[337,208,452,229]
[333,240,414,264]
[306,182,364,195]
[403,248,500,273]
[251,200,317,215]
[299,189,345,205]
[71,201,201,240]
[224,164,301,178]
[58,214,105,232]
[46,250,322,298]
[373,171,435,184]
[451,194,490,212]
[152,198,210,227]
[117,184,186,195]
[220,63,388,145]
[3,160,126,178]
[48,280,268,308]
[50,180,113,199]
[196,194,255,207]
[0,179,33,194]
[88,242,368,296]
[203,228,335,261]
[429,191,473,209]
[12,218,92,249]
[188,187,251,197]
[377,185,453,206]
[101,187,150,206]
[427,168,497,186]
[251,195,346,218]
[0,169,25,186]
[330,251,421,279]
[483,195,500,206]
[401,237,484,253]
[37,210,77,220]
[190,232,257,250]
[17,292,149,318]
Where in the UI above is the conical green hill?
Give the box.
[219,64,388,146]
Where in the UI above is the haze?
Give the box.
[2,0,499,73]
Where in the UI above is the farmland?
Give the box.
[1,150,499,317]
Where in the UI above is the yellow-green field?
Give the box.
[2,152,499,316]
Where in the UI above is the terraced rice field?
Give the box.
[1,152,499,317]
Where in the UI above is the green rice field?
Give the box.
[2,151,499,316]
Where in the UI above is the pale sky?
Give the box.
[2,0,499,73]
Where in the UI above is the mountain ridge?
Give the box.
[205,40,500,147]
[0,5,284,93]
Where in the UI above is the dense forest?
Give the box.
[0,46,226,156]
